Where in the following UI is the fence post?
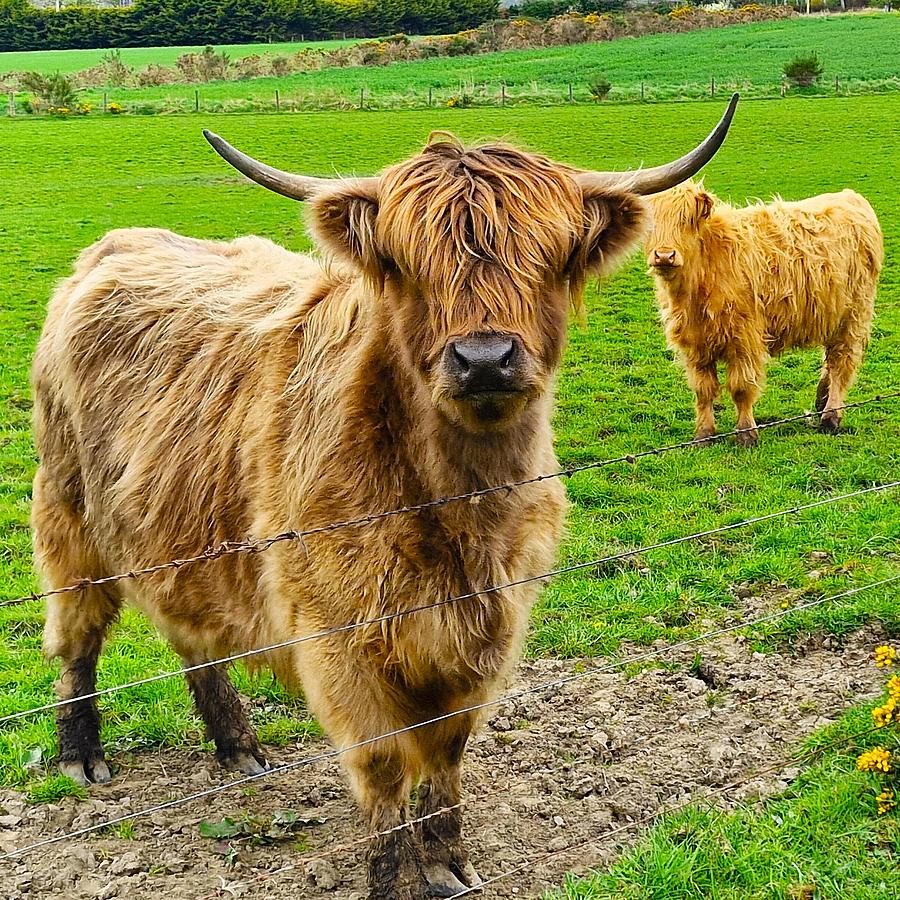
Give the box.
[710,75,715,97]
[780,80,786,98]
[194,89,199,112]
[103,92,108,113]
[834,75,839,93]
[568,82,573,102]
[275,89,280,112]
[501,83,506,106]
[359,86,365,110]
[428,86,433,107]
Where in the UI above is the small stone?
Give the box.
[492,717,512,732]
[552,815,566,827]
[547,836,569,853]
[807,570,823,580]
[306,858,340,891]
[0,815,23,828]
[98,884,119,900]
[109,851,142,876]
[683,676,708,696]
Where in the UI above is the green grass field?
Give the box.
[5,13,900,110]
[0,38,354,76]
[1,95,898,892]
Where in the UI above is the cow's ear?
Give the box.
[696,190,714,221]
[308,181,382,274]
[574,187,647,278]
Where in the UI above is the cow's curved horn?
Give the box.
[577,93,738,196]
[203,130,379,200]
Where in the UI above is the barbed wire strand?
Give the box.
[2,480,896,725]
[2,391,896,613]
[202,669,852,899]
[2,569,896,863]
[447,722,886,898]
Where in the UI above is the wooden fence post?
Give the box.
[275,89,280,111]
[710,75,715,97]
[568,82,573,102]
[194,90,199,112]
[103,92,108,113]
[359,86,365,109]
[428,86,433,107]
[501,83,506,106]
[834,75,839,92]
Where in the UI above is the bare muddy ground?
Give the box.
[0,625,884,900]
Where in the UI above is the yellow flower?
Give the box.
[888,675,900,703]
[856,747,892,773]
[877,789,896,815]
[872,697,896,728]
[874,645,896,668]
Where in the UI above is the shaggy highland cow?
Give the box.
[32,100,736,899]
[645,180,883,446]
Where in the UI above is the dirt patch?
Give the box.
[0,627,884,900]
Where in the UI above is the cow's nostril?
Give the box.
[450,343,471,372]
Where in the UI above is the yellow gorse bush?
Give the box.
[856,644,899,814]
[857,747,892,773]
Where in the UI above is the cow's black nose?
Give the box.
[444,333,523,395]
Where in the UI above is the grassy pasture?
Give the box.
[5,13,900,109]
[0,38,354,76]
[0,96,898,890]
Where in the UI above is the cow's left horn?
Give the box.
[576,93,738,196]
[203,130,379,200]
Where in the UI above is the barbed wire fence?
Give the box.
[3,391,897,614]
[2,569,897,863]
[1,477,897,726]
[0,393,897,892]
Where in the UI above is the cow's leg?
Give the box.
[35,470,122,787]
[345,741,427,900]
[184,664,268,775]
[815,353,831,413]
[685,359,720,442]
[415,716,481,898]
[726,352,764,448]
[820,334,865,434]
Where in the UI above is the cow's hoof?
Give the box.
[60,757,111,786]
[819,413,841,435]
[693,428,717,445]
[218,748,269,776]
[424,861,482,897]
[735,429,759,449]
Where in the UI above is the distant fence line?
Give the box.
[6,74,900,117]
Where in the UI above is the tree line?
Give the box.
[0,0,500,52]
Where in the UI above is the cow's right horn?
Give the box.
[577,93,739,196]
[203,130,379,201]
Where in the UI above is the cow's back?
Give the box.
[32,228,327,576]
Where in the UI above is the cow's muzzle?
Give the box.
[444,333,526,396]
[649,248,682,269]
[440,333,530,427]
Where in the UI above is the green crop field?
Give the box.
[0,37,354,76]
[1,94,899,894]
[4,13,900,110]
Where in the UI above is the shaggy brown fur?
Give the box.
[644,181,883,446]
[33,135,646,899]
